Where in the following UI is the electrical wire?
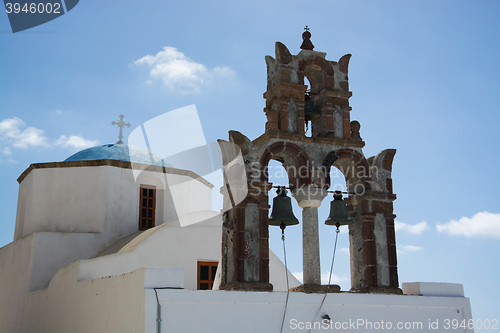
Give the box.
[307,226,340,333]
[154,288,161,333]
[279,228,290,333]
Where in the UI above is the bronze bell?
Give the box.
[304,95,321,122]
[325,190,353,227]
[269,187,299,227]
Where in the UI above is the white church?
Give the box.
[0,130,303,332]
[0,33,474,333]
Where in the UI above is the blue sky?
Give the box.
[1,0,499,329]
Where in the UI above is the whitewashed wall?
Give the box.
[7,163,214,293]
[78,210,222,290]
[148,284,474,333]
[16,164,212,241]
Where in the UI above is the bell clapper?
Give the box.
[280,221,286,240]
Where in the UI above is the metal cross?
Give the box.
[304,25,310,32]
[111,114,130,144]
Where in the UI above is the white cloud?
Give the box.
[398,245,423,254]
[0,147,16,163]
[213,65,234,77]
[55,135,99,150]
[395,221,429,235]
[134,46,236,94]
[0,117,49,148]
[340,247,349,255]
[292,271,348,284]
[437,211,500,239]
[0,117,99,155]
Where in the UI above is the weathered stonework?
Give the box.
[219,35,401,294]
[264,42,352,139]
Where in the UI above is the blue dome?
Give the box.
[64,144,173,167]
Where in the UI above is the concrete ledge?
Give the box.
[252,130,365,148]
[290,284,341,294]
[402,282,464,297]
[350,286,403,295]
[218,282,273,292]
[17,159,213,188]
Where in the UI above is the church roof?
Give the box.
[64,143,173,167]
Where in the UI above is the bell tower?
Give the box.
[218,29,401,294]
[264,27,353,139]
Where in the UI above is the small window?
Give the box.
[197,261,218,290]
[139,185,156,230]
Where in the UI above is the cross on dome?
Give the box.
[111,114,131,144]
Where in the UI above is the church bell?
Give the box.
[325,190,353,227]
[304,95,321,122]
[269,187,299,227]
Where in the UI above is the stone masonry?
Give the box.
[218,33,401,293]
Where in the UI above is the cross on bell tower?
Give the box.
[300,25,314,50]
[111,114,130,144]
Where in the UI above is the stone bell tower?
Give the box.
[263,28,353,140]
[218,29,401,294]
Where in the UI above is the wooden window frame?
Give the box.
[138,185,156,231]
[197,261,218,290]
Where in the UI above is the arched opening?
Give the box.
[316,166,351,290]
[267,159,303,285]
[258,141,314,287]
[327,149,375,290]
[304,77,313,138]
[319,149,374,291]
[303,67,324,138]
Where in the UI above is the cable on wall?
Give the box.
[279,223,291,333]
[307,225,340,333]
